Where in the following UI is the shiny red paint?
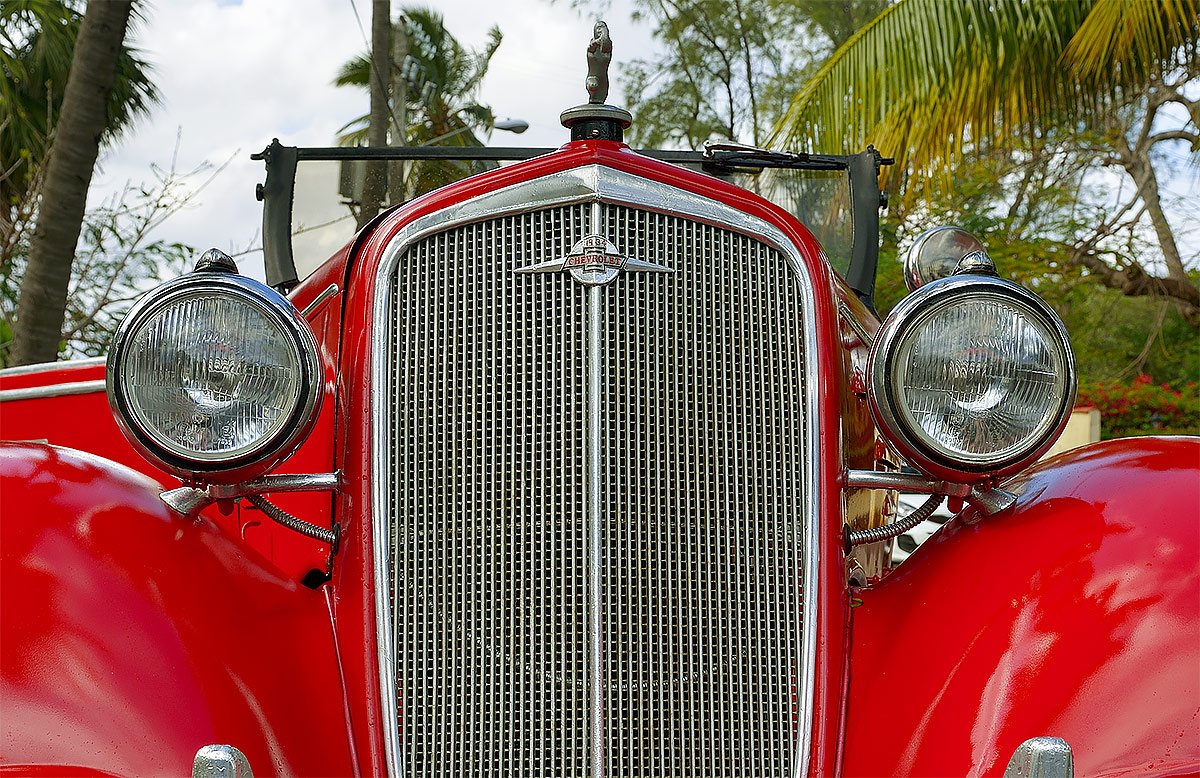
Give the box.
[0,370,163,482]
[330,139,855,775]
[8,136,1193,778]
[0,443,352,776]
[844,436,1200,777]
[0,260,347,582]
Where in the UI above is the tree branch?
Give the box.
[1067,244,1200,326]
[1148,129,1199,147]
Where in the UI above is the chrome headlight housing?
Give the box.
[868,274,1076,481]
[107,267,322,482]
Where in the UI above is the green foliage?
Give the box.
[621,0,832,149]
[773,0,1199,186]
[872,224,906,315]
[1058,285,1199,387]
[606,0,887,149]
[334,6,502,198]
[797,0,888,49]
[1077,374,1200,438]
[0,0,157,215]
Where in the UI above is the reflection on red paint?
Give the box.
[0,444,353,776]
[845,437,1200,777]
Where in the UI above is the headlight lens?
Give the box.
[108,272,321,480]
[869,276,1075,479]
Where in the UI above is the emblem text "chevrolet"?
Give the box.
[516,234,673,287]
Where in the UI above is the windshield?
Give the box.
[257,143,883,303]
[291,157,502,280]
[744,167,853,276]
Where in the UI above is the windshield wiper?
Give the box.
[700,141,854,174]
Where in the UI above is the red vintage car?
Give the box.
[2,25,1198,778]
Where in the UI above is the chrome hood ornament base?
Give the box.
[561,20,633,137]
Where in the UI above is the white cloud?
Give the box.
[93,0,656,282]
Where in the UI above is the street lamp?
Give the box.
[424,117,529,146]
[494,118,529,134]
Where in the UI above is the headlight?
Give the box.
[107,265,322,482]
[868,275,1076,480]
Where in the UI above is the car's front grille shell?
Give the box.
[380,192,811,777]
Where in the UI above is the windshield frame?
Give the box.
[252,140,890,310]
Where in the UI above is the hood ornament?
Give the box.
[516,234,673,287]
[585,22,613,105]
[561,20,633,139]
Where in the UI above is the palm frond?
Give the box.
[1064,0,1199,84]
[770,0,1197,197]
[333,2,503,171]
[333,55,370,88]
[2,0,157,205]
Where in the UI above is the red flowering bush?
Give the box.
[1076,374,1200,439]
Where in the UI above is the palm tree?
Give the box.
[334,6,502,200]
[2,0,157,366]
[772,0,1199,319]
[9,0,138,364]
[1,0,156,239]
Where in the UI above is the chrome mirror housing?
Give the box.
[904,225,996,291]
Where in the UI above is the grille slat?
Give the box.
[385,200,807,776]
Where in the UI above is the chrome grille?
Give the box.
[383,197,809,777]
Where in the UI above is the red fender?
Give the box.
[0,443,353,777]
[844,437,1200,777]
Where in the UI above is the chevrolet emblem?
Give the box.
[516,234,673,287]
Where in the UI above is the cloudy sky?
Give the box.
[90,0,1199,284]
[93,0,656,280]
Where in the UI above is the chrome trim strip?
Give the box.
[837,301,874,347]
[0,356,106,377]
[845,470,966,495]
[370,163,822,778]
[208,472,342,499]
[0,379,106,403]
[300,283,340,317]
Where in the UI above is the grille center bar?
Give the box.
[586,199,609,778]
[586,279,606,778]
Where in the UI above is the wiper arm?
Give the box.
[701,140,851,174]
